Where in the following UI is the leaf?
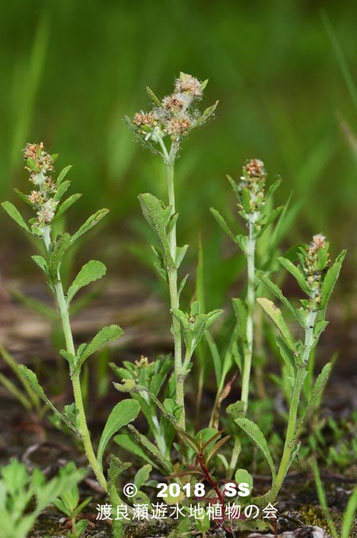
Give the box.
[195,100,219,127]
[1,201,29,232]
[18,365,79,436]
[257,297,296,351]
[47,234,71,283]
[97,399,140,466]
[71,208,109,244]
[146,86,162,107]
[53,180,71,202]
[232,298,248,342]
[276,336,296,378]
[114,433,155,467]
[14,188,33,207]
[67,260,107,303]
[53,193,82,221]
[128,425,172,474]
[75,325,123,370]
[31,255,48,275]
[134,464,152,490]
[298,362,332,432]
[234,468,253,492]
[138,193,175,270]
[321,250,346,312]
[278,257,310,295]
[261,274,305,327]
[210,208,237,244]
[234,418,276,480]
[56,165,72,185]
[341,485,357,538]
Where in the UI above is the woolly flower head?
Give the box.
[24,142,54,185]
[129,72,217,148]
[309,234,326,254]
[174,73,203,98]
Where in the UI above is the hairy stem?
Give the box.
[43,228,107,491]
[241,220,256,412]
[165,147,184,429]
[260,310,317,504]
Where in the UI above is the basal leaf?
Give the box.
[134,464,152,490]
[97,399,140,466]
[67,260,107,303]
[234,418,276,480]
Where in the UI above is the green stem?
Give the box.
[43,228,107,491]
[241,220,256,412]
[165,148,185,429]
[260,310,317,504]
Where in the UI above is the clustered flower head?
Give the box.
[24,142,58,227]
[238,158,266,217]
[131,73,207,143]
[301,234,330,310]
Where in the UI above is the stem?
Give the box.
[165,147,185,429]
[260,310,317,504]
[240,221,256,412]
[43,229,107,491]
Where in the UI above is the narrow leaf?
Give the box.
[321,250,346,312]
[278,257,310,295]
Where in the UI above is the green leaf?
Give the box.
[128,425,172,474]
[67,260,107,303]
[261,274,305,327]
[14,188,33,207]
[53,193,82,221]
[341,485,357,538]
[278,256,310,295]
[195,100,219,127]
[276,336,296,378]
[114,433,156,467]
[18,365,79,436]
[138,193,175,270]
[257,297,296,351]
[1,201,29,232]
[75,325,124,370]
[97,399,140,466]
[71,208,109,245]
[53,180,71,202]
[210,208,237,244]
[31,255,48,274]
[232,298,248,342]
[56,165,72,185]
[321,250,346,312]
[234,418,276,480]
[47,233,71,283]
[134,464,152,490]
[146,86,162,107]
[234,468,253,493]
[298,362,332,433]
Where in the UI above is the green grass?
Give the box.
[1,1,356,285]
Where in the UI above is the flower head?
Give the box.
[128,73,216,153]
[237,158,266,217]
[174,73,202,98]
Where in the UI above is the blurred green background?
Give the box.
[1,0,356,295]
